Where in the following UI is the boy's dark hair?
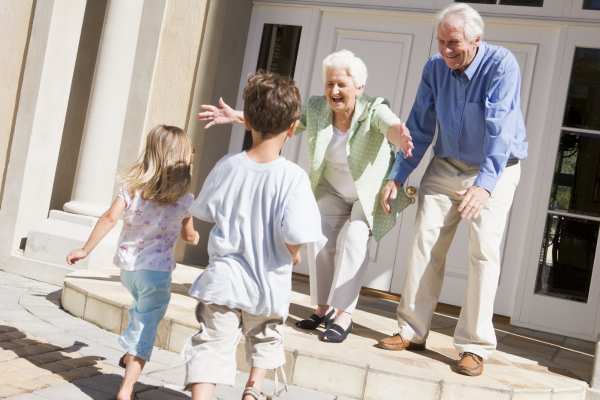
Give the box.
[243,72,301,137]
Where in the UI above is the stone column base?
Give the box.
[24,210,122,269]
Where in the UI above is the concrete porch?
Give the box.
[61,265,593,400]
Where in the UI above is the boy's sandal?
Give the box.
[319,322,352,343]
[242,387,268,400]
[295,308,335,330]
[118,353,127,368]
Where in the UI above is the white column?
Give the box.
[0,0,86,280]
[63,0,145,217]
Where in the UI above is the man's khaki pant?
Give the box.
[397,157,520,359]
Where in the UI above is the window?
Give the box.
[243,24,302,150]
[535,48,600,303]
[458,0,544,6]
[583,0,600,10]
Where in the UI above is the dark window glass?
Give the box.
[583,0,600,10]
[456,0,496,3]
[243,24,302,151]
[256,24,302,78]
[549,131,600,218]
[535,215,598,303]
[457,0,544,4]
[500,0,543,6]
[563,48,600,131]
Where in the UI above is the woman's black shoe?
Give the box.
[295,308,335,330]
[319,322,352,343]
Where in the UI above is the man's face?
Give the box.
[437,19,480,72]
[324,68,362,115]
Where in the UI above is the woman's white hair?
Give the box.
[322,49,368,88]
[437,3,484,41]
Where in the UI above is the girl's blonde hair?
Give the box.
[122,124,193,203]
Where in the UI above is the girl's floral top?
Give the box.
[114,186,194,272]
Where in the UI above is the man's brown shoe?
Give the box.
[375,333,426,351]
[454,352,484,376]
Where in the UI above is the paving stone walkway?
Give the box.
[0,269,335,400]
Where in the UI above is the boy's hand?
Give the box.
[187,231,200,245]
[291,252,301,266]
[66,249,88,265]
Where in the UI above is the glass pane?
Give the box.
[244,24,302,151]
[500,0,544,6]
[583,0,600,10]
[455,0,497,3]
[549,131,600,218]
[535,215,599,303]
[563,48,600,131]
[256,24,302,78]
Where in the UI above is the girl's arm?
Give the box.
[66,197,126,264]
[180,216,200,245]
[197,97,244,128]
[285,243,302,266]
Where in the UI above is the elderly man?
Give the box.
[377,3,527,377]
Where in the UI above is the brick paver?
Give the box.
[0,269,335,400]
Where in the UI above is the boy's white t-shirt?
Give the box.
[188,152,326,318]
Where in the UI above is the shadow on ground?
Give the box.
[0,325,189,399]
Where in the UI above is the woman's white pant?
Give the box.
[308,182,370,314]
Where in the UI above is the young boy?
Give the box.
[185,72,326,400]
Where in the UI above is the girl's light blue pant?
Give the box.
[119,269,172,361]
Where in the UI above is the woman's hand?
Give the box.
[387,123,414,158]
[196,97,244,128]
[66,249,88,265]
[380,180,401,214]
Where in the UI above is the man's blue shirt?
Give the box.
[389,41,528,192]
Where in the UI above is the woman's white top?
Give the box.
[323,127,359,200]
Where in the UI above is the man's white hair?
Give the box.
[322,49,368,88]
[437,3,485,41]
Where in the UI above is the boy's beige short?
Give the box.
[184,302,285,387]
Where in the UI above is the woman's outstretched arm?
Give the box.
[197,97,244,128]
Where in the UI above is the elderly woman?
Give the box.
[198,50,413,343]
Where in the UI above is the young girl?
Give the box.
[66,124,199,400]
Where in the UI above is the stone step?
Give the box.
[61,265,590,400]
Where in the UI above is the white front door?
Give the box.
[302,10,435,290]
[514,25,600,340]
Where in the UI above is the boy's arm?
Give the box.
[285,243,302,266]
[66,197,126,264]
[180,216,200,245]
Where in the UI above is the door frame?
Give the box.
[513,24,600,340]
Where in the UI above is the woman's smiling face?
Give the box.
[437,19,480,72]
[324,68,362,115]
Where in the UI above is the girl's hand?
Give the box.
[66,249,88,265]
[196,98,243,128]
